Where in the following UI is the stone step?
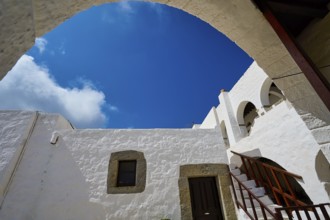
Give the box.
[246,207,276,219]
[240,205,290,220]
[236,174,248,182]
[239,195,274,208]
[236,187,266,198]
[234,179,256,189]
[231,168,241,176]
[229,163,238,170]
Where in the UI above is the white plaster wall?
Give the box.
[206,62,271,145]
[229,101,329,203]
[196,61,329,203]
[0,112,227,220]
[0,111,36,199]
[199,107,219,129]
[229,62,269,118]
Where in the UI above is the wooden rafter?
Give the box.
[268,0,328,18]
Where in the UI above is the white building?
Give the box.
[0,62,329,220]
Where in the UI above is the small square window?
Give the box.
[107,150,146,194]
[117,160,137,187]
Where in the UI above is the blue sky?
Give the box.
[0,1,252,128]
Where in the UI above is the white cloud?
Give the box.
[108,105,119,112]
[0,55,110,128]
[101,11,115,24]
[59,42,66,55]
[35,37,48,54]
[148,2,164,16]
[118,0,134,13]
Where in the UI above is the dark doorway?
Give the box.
[189,177,223,220]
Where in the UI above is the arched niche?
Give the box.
[236,101,258,135]
[219,120,230,147]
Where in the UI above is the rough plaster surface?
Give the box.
[199,107,219,129]
[0,111,36,198]
[229,62,269,112]
[0,112,228,220]
[230,102,329,203]
[200,63,330,203]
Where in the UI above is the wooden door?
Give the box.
[189,177,223,220]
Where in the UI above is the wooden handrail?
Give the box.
[231,151,302,179]
[231,151,306,207]
[228,152,330,219]
[229,171,277,219]
[275,203,330,220]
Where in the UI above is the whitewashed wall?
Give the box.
[199,62,330,203]
[0,111,36,202]
[228,62,269,114]
[0,111,227,220]
[229,101,329,203]
[199,107,219,129]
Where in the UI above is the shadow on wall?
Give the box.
[33,140,107,220]
[315,150,330,197]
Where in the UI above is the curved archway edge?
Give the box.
[0,0,329,128]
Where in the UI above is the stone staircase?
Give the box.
[229,164,286,220]
[229,151,330,220]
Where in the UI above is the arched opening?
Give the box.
[242,102,258,135]
[220,120,230,147]
[0,2,254,129]
[1,0,329,125]
[268,83,285,106]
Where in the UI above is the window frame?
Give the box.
[107,150,146,194]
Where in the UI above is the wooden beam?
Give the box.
[268,1,328,18]
[253,0,330,111]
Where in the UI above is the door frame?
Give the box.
[189,177,223,219]
[178,164,237,220]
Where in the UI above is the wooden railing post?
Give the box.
[230,151,330,220]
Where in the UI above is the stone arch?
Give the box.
[0,0,302,83]
[0,0,329,128]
